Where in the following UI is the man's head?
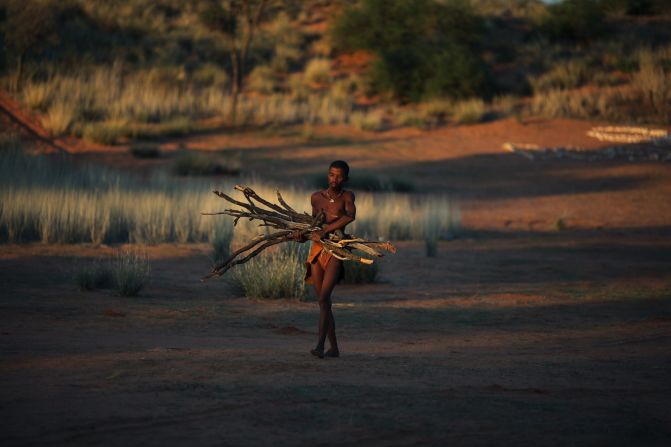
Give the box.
[328,160,349,189]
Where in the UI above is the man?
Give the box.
[296,160,355,359]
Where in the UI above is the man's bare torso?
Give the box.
[311,189,356,229]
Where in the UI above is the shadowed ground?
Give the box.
[1,235,670,446]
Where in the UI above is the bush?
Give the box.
[226,243,309,299]
[43,100,77,136]
[632,51,670,119]
[332,0,491,101]
[349,110,385,131]
[304,58,332,85]
[539,0,607,43]
[248,65,277,95]
[529,60,591,93]
[111,247,151,297]
[452,98,487,124]
[343,260,379,284]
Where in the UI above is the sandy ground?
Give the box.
[1,236,670,446]
[2,112,671,445]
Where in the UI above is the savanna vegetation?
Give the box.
[1,0,669,143]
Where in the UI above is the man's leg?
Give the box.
[315,259,341,352]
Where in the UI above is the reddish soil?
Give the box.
[1,237,670,446]
[2,90,671,445]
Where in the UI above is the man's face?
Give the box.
[328,167,347,189]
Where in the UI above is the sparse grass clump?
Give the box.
[350,110,385,131]
[249,65,278,95]
[529,60,591,93]
[304,58,332,85]
[452,98,487,124]
[343,261,379,284]
[111,247,151,296]
[227,244,308,299]
[43,100,77,136]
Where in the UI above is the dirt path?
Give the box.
[1,237,670,446]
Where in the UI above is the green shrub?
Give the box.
[332,0,491,101]
[539,0,607,43]
[226,243,309,299]
[343,260,379,284]
[111,247,151,297]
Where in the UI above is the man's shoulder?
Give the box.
[311,190,323,200]
[343,190,355,200]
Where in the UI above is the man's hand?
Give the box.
[290,230,305,243]
[309,230,325,242]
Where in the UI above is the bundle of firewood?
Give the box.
[201,185,396,280]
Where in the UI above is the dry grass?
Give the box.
[453,98,487,124]
[42,100,77,136]
[529,60,590,93]
[349,110,385,131]
[226,243,309,299]
[248,65,278,95]
[0,144,460,245]
[632,50,670,119]
[304,58,332,85]
[111,247,151,296]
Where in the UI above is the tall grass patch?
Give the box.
[226,243,309,299]
[111,247,151,296]
[1,143,460,245]
[343,261,379,284]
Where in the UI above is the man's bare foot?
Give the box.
[310,347,324,359]
[324,348,339,358]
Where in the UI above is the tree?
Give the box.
[199,0,273,125]
[1,0,59,90]
[331,0,491,102]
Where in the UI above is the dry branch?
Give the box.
[201,185,396,280]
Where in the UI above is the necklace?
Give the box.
[325,189,344,203]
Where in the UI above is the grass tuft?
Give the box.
[452,98,487,124]
[111,247,151,296]
[226,243,309,299]
[343,261,379,284]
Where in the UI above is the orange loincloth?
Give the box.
[304,241,344,284]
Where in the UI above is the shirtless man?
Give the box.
[295,160,355,359]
